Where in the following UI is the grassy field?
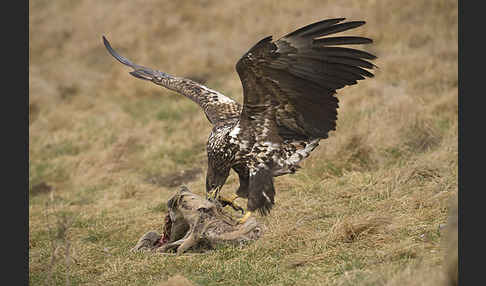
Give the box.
[29,0,458,285]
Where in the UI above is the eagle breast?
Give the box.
[207,120,239,169]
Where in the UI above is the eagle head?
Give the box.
[205,164,230,200]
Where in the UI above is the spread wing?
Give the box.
[103,36,242,124]
[232,18,376,215]
[235,18,376,143]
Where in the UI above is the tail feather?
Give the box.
[247,166,275,216]
[286,139,320,165]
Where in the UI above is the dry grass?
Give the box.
[158,275,196,286]
[29,0,457,285]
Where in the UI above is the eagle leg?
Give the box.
[218,194,245,215]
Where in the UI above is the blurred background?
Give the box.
[29,0,458,285]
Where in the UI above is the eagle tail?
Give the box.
[247,166,275,216]
[286,138,320,165]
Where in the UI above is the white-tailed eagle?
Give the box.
[103,18,376,223]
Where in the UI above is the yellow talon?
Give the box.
[218,194,244,214]
[207,189,218,201]
[237,211,253,224]
[219,193,238,204]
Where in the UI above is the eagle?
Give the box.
[103,18,376,223]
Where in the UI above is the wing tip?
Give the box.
[102,35,138,69]
[284,18,347,39]
[102,35,111,50]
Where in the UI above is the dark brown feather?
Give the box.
[247,167,275,216]
[235,18,376,140]
[299,21,366,39]
[283,18,346,39]
[313,36,373,46]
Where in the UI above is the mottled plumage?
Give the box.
[103,18,376,217]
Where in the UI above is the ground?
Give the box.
[29,0,457,285]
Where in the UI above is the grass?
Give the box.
[29,0,457,285]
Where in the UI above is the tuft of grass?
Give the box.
[120,182,139,199]
[331,216,392,243]
[339,135,377,172]
[39,208,77,286]
[402,117,443,153]
[158,275,196,286]
[29,161,70,195]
